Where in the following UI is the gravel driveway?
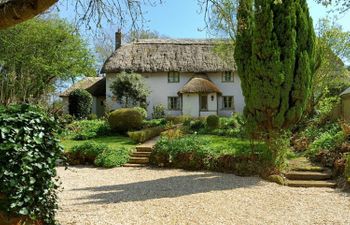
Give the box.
[57,166,350,225]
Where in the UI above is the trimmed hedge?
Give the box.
[0,105,63,224]
[128,127,164,143]
[108,108,143,133]
[68,88,92,119]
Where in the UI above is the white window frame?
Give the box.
[168,96,181,110]
[168,72,180,83]
[222,96,234,110]
[222,71,234,83]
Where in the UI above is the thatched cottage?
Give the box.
[101,33,244,118]
[61,33,245,118]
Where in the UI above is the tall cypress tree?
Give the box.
[235,0,316,134]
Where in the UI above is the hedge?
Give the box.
[68,88,92,119]
[0,105,63,224]
[128,126,164,143]
[108,108,143,133]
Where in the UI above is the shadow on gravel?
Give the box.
[72,169,262,204]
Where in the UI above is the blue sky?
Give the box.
[56,0,350,39]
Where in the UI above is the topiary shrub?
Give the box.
[94,147,130,168]
[0,105,63,224]
[108,108,143,133]
[66,142,107,165]
[134,107,147,119]
[68,88,93,119]
[206,115,219,130]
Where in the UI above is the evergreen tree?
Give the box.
[235,0,316,134]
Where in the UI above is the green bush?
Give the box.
[87,113,98,120]
[134,107,147,119]
[94,147,130,168]
[307,130,345,157]
[189,119,206,131]
[67,142,107,165]
[68,89,93,119]
[0,105,63,224]
[108,108,143,133]
[206,115,219,130]
[152,104,166,119]
[166,115,192,124]
[128,127,164,143]
[142,118,167,128]
[345,154,350,183]
[67,119,111,140]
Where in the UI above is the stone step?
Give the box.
[292,166,325,172]
[131,152,152,157]
[286,180,336,188]
[285,171,332,181]
[135,146,153,152]
[128,157,149,164]
[123,163,148,167]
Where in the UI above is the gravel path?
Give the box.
[57,166,350,225]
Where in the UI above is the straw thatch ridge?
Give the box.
[178,76,222,94]
[101,39,235,73]
[59,77,105,97]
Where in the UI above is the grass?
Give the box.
[61,135,136,152]
[196,135,268,157]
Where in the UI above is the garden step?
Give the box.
[286,180,336,188]
[123,163,148,167]
[284,171,332,180]
[128,157,149,164]
[131,152,152,157]
[135,146,153,152]
[291,166,325,172]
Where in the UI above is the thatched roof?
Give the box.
[178,76,222,94]
[101,39,235,73]
[59,77,106,97]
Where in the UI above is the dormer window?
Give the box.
[222,71,234,82]
[168,72,180,83]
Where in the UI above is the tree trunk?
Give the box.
[0,0,57,29]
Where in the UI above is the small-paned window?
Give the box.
[223,96,234,109]
[168,97,181,110]
[222,71,234,82]
[168,72,180,83]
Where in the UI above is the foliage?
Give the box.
[206,115,220,130]
[67,119,111,140]
[87,113,98,120]
[314,95,340,124]
[134,107,148,119]
[67,142,107,165]
[307,130,345,157]
[161,128,184,140]
[110,72,150,108]
[0,105,63,224]
[94,147,130,168]
[68,89,93,119]
[166,115,192,124]
[316,0,350,14]
[0,16,95,105]
[235,0,316,133]
[152,104,166,119]
[189,119,206,131]
[345,154,350,182]
[128,127,164,143]
[108,108,143,133]
[142,118,167,128]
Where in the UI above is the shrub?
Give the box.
[307,130,345,157]
[0,105,63,224]
[108,108,143,133]
[87,113,98,120]
[345,154,350,183]
[161,128,184,140]
[166,115,192,124]
[134,107,147,119]
[94,147,130,168]
[128,127,164,143]
[68,89,92,119]
[67,142,107,165]
[152,104,166,119]
[142,118,167,128]
[189,119,206,131]
[67,119,110,140]
[206,115,219,130]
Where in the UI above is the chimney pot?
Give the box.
[115,30,122,50]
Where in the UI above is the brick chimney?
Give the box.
[115,30,122,50]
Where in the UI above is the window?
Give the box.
[223,96,234,109]
[200,95,208,111]
[168,72,180,83]
[222,71,234,82]
[168,97,181,110]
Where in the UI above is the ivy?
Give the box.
[0,105,64,224]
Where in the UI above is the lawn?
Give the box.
[61,135,136,152]
[196,135,268,157]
